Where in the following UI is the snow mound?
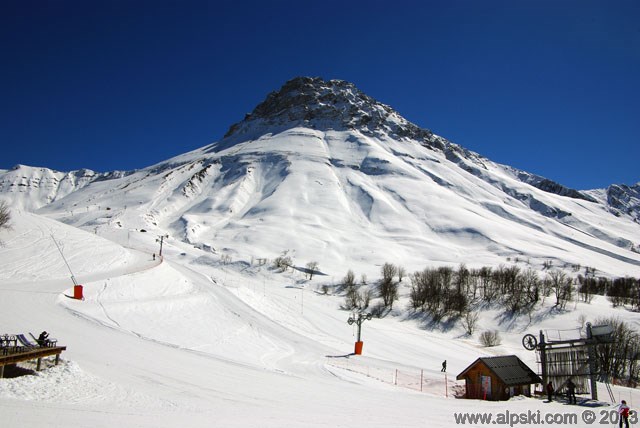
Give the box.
[0,360,172,410]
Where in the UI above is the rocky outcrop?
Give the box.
[224,77,438,146]
[607,183,640,221]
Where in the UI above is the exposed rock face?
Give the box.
[607,183,640,222]
[224,77,439,147]
[514,171,597,203]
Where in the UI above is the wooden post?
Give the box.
[55,353,60,365]
[36,358,42,371]
[0,365,4,378]
[445,373,448,397]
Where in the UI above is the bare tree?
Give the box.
[342,285,359,310]
[461,310,479,336]
[306,261,319,280]
[359,288,372,310]
[360,274,368,286]
[548,270,573,309]
[381,263,398,283]
[379,263,399,309]
[340,269,358,309]
[343,270,356,289]
[397,266,406,282]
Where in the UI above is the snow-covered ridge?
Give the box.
[0,164,130,210]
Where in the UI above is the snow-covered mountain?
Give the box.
[2,77,640,428]
[1,76,639,276]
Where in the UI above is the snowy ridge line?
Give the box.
[326,358,452,397]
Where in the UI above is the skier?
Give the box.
[441,360,447,372]
[153,253,156,261]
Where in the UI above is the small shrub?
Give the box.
[479,330,501,347]
[370,302,388,318]
[273,253,292,272]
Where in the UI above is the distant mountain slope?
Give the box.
[0,165,129,211]
[1,77,639,276]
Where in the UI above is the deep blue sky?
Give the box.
[1,0,638,190]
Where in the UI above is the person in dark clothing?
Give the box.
[566,378,577,404]
[546,381,554,402]
[441,360,447,372]
[619,400,630,428]
[37,331,49,347]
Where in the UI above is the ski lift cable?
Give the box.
[51,233,78,286]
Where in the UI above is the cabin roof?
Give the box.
[456,355,542,386]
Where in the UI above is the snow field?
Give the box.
[1,125,640,426]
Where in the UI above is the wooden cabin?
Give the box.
[456,355,541,401]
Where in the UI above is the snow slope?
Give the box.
[2,198,640,427]
[2,77,640,427]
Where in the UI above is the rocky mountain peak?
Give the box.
[223,76,435,143]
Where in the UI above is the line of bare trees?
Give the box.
[338,262,577,323]
[333,260,639,322]
[578,275,640,308]
[408,264,577,320]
